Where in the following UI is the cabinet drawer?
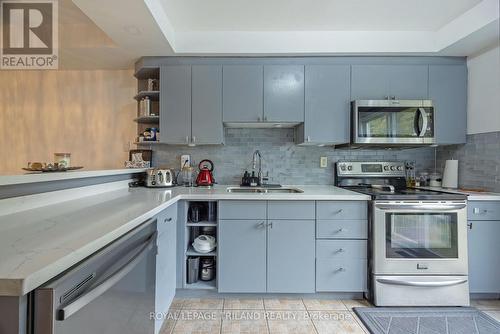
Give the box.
[468,201,500,221]
[268,201,314,220]
[219,201,266,220]
[317,220,368,239]
[316,240,367,259]
[316,259,367,292]
[316,201,367,220]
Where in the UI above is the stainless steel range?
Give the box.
[336,161,469,306]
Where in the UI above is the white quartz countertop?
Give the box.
[418,187,500,201]
[0,184,369,296]
[0,168,148,186]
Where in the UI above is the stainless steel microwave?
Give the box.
[352,100,435,146]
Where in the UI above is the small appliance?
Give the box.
[350,99,435,147]
[192,235,216,254]
[145,168,175,187]
[196,159,215,186]
[200,258,215,281]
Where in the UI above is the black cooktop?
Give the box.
[343,186,467,201]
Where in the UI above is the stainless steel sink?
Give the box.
[226,186,304,194]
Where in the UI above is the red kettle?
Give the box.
[196,159,215,186]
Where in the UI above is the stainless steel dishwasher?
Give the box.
[30,220,157,334]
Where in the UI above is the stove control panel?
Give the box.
[337,161,406,177]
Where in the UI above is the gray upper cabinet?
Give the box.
[192,65,223,144]
[264,65,305,122]
[351,65,428,100]
[223,65,264,123]
[160,65,191,144]
[298,65,351,144]
[429,65,467,144]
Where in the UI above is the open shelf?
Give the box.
[134,116,159,124]
[186,246,217,257]
[134,91,160,100]
[185,280,216,290]
[186,221,217,227]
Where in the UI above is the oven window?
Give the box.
[386,213,458,258]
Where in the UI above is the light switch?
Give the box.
[320,157,328,168]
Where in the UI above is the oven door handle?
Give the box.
[375,203,466,211]
[377,277,468,287]
[57,232,157,321]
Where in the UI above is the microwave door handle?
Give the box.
[418,107,428,137]
[57,233,156,321]
[413,109,421,136]
[377,277,468,287]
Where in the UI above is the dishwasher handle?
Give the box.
[57,232,157,321]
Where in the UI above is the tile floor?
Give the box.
[160,298,500,334]
[160,297,372,334]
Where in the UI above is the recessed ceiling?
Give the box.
[161,0,481,32]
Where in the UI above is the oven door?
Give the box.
[373,201,468,275]
[353,100,435,145]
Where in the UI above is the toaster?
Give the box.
[146,168,175,187]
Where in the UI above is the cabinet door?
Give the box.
[351,65,390,100]
[387,65,428,99]
[155,204,177,333]
[222,65,263,122]
[467,220,500,293]
[192,65,223,144]
[218,220,267,292]
[351,65,428,100]
[264,65,305,122]
[267,220,315,293]
[160,65,191,144]
[304,65,350,144]
[429,65,467,144]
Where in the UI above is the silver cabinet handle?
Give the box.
[164,217,173,223]
[58,233,156,321]
[306,136,311,142]
[336,267,346,272]
[334,209,343,214]
[256,221,266,228]
[336,228,347,233]
[467,222,473,229]
[268,222,273,229]
[336,248,345,253]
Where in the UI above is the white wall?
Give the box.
[466,44,500,134]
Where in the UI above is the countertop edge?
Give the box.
[1,188,370,296]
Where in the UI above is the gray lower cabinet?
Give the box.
[192,65,223,144]
[297,65,350,145]
[351,64,428,100]
[218,201,315,293]
[315,201,368,292]
[429,64,467,144]
[222,65,264,123]
[160,65,223,145]
[467,201,500,294]
[160,65,191,144]
[264,65,305,123]
[155,203,177,333]
[218,219,267,292]
[267,220,315,293]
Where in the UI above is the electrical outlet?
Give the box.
[320,157,328,168]
[180,155,191,169]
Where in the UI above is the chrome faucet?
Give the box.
[252,150,263,186]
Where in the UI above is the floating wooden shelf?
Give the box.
[134,91,159,101]
[134,116,159,124]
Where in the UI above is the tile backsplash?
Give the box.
[153,128,435,185]
[437,131,500,192]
